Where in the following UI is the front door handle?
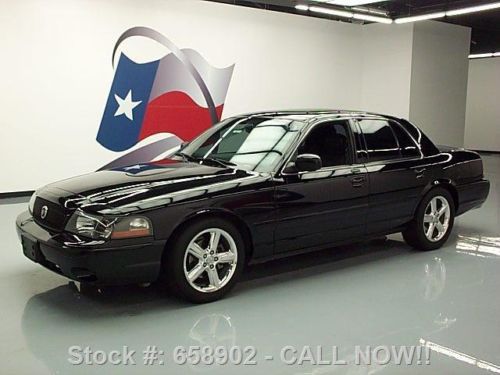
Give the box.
[350,175,366,187]
[350,167,366,187]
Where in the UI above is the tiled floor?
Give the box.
[0,154,499,374]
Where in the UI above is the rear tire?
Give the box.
[163,218,245,303]
[403,187,455,251]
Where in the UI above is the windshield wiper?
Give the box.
[174,152,197,162]
[200,157,237,168]
[174,152,236,168]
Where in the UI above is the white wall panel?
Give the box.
[0,1,473,192]
[0,0,362,192]
[360,23,414,118]
[409,21,471,147]
[464,58,500,152]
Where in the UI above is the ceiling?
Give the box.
[206,0,500,53]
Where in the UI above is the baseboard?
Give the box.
[0,190,34,199]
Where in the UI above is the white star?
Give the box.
[114,90,142,121]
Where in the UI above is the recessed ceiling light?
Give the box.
[353,13,392,24]
[395,1,500,24]
[309,5,392,24]
[395,12,446,24]
[351,6,388,16]
[312,0,387,5]
[309,6,353,18]
[468,53,496,59]
[446,2,500,16]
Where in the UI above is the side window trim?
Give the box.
[349,119,368,164]
[387,121,403,158]
[344,120,357,166]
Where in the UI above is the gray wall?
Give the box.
[409,21,471,147]
[464,58,500,152]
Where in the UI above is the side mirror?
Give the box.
[180,141,189,150]
[295,154,322,172]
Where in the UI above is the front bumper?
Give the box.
[16,211,166,285]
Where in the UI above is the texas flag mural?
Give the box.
[97,27,234,169]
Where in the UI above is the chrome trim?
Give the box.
[281,162,365,177]
[40,206,48,219]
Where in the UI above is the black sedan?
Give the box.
[16,111,490,303]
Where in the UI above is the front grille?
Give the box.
[33,197,68,231]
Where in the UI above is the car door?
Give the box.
[273,119,369,253]
[356,117,430,235]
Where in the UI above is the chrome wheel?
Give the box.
[183,228,238,293]
[423,196,451,242]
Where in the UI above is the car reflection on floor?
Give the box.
[20,235,497,375]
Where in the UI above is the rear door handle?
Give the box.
[414,167,426,178]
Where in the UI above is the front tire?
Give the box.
[164,218,245,303]
[403,187,455,251]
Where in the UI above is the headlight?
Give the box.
[28,192,37,214]
[110,217,152,239]
[65,212,114,239]
[65,211,152,240]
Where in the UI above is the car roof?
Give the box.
[235,110,400,123]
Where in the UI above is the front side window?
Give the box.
[297,120,352,167]
[180,117,305,172]
[358,119,400,162]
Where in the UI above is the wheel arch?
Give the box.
[419,179,459,213]
[162,208,255,264]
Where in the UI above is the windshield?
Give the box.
[179,117,305,172]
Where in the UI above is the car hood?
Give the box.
[39,159,270,215]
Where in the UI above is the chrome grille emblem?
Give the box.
[40,206,48,219]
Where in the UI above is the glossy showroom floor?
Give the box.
[0,154,498,375]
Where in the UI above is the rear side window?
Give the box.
[398,119,439,156]
[389,121,421,158]
[358,119,400,162]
